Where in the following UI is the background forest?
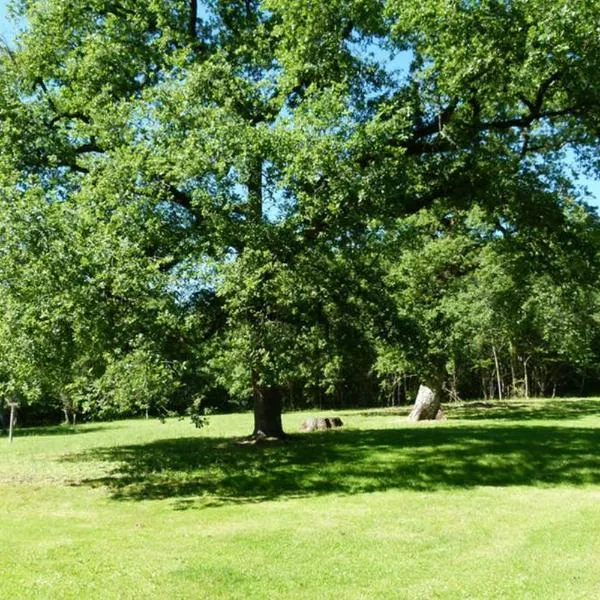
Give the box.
[0,0,599,429]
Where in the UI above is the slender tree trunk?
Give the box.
[248,159,263,220]
[252,371,284,438]
[523,356,531,399]
[61,393,73,425]
[449,369,459,402]
[189,0,197,38]
[509,342,517,397]
[8,403,17,443]
[492,344,503,401]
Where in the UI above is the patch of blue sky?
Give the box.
[167,255,221,302]
[348,34,413,87]
[0,0,24,46]
[568,151,600,212]
[0,2,11,43]
[359,36,600,210]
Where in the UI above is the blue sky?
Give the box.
[0,1,10,40]
[1,0,599,209]
[0,1,19,41]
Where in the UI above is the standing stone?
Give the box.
[408,385,441,421]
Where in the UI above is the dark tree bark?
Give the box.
[189,0,198,38]
[252,375,285,438]
[251,369,284,438]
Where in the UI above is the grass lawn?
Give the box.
[1,398,599,599]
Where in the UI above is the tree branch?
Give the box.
[162,182,195,213]
[189,0,198,38]
[73,140,103,154]
[48,112,92,127]
[59,161,89,174]
[411,99,459,140]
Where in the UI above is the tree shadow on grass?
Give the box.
[65,423,600,509]
[448,398,600,421]
[356,398,600,422]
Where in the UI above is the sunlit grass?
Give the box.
[1,398,599,598]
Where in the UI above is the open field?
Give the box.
[1,398,599,599]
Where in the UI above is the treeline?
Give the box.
[3,198,599,427]
[1,0,600,430]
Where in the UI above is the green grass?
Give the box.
[1,398,599,599]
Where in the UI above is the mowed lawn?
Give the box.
[1,399,599,599]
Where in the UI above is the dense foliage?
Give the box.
[1,0,600,430]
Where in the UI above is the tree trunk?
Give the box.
[189,0,198,38]
[509,342,517,397]
[523,356,531,398]
[408,384,444,421]
[252,372,285,438]
[492,344,503,401]
[448,369,459,402]
[8,403,16,443]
